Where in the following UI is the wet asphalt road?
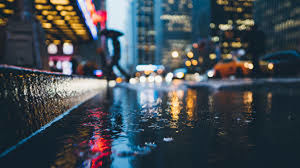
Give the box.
[1,81,300,168]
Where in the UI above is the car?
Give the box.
[259,50,300,76]
[212,57,253,78]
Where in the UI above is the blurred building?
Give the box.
[0,0,48,69]
[0,0,107,74]
[126,0,157,75]
[210,0,255,59]
[136,0,156,65]
[126,0,138,74]
[192,0,211,40]
[254,0,300,53]
[128,0,194,71]
[156,0,193,70]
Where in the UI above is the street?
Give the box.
[1,80,300,168]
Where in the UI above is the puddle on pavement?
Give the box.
[1,83,300,168]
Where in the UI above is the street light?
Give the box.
[192,59,198,66]
[209,53,217,60]
[172,51,179,58]
[187,51,194,58]
[185,60,192,67]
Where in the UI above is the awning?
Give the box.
[34,0,98,43]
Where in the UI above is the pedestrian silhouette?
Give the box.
[70,57,78,75]
[98,29,130,82]
[244,25,266,78]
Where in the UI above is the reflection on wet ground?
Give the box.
[1,82,300,168]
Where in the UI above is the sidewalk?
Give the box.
[185,78,300,92]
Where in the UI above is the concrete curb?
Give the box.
[0,65,107,154]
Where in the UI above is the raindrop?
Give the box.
[163,137,174,142]
[145,142,157,148]
[245,120,251,123]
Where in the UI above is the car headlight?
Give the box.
[176,72,185,79]
[248,63,254,70]
[207,70,215,78]
[244,62,254,69]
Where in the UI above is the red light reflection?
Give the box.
[80,108,112,167]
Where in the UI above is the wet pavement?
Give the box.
[1,81,300,168]
[0,67,105,152]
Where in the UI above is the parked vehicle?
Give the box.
[259,50,300,76]
[212,57,253,78]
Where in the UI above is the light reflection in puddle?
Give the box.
[1,84,300,168]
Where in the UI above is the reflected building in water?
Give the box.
[254,0,300,53]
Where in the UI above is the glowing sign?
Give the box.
[63,43,74,55]
[47,43,58,54]
[77,0,98,40]
[85,0,107,28]
[136,65,165,72]
[93,70,103,77]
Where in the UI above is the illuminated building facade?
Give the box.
[156,0,193,69]
[0,0,105,72]
[0,0,17,61]
[34,0,98,43]
[210,0,255,59]
[254,0,300,53]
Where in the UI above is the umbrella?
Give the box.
[100,29,123,38]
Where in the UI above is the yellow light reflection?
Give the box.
[243,91,253,119]
[243,91,253,104]
[168,90,184,129]
[266,92,272,114]
[186,89,197,122]
[170,91,181,122]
